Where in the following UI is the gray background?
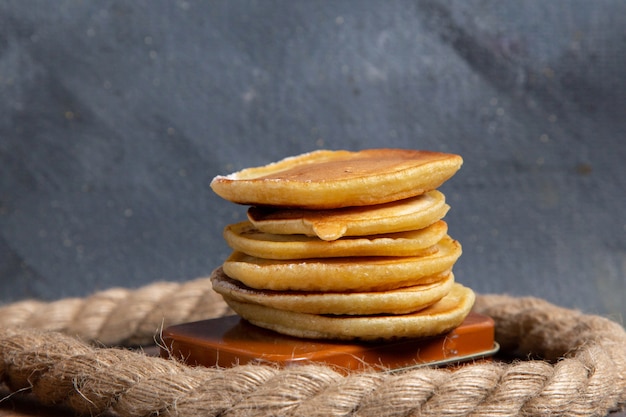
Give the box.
[1,1,624,322]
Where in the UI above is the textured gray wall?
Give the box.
[1,1,625,321]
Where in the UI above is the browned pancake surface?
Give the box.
[210,149,462,208]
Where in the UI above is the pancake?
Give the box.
[247,190,449,241]
[221,283,475,340]
[223,220,447,259]
[222,235,462,292]
[210,149,463,209]
[211,267,454,315]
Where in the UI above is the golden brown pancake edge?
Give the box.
[220,283,475,340]
[247,190,449,241]
[222,235,462,292]
[223,220,448,259]
[211,266,455,315]
[210,149,463,209]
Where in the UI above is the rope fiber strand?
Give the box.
[1,277,625,417]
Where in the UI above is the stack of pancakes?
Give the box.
[209,149,474,340]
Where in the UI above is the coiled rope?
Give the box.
[1,276,625,416]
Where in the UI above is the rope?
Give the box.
[0,277,231,346]
[1,277,625,416]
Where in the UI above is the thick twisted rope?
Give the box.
[1,278,625,416]
[0,277,231,346]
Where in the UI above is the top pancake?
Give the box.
[210,149,463,209]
